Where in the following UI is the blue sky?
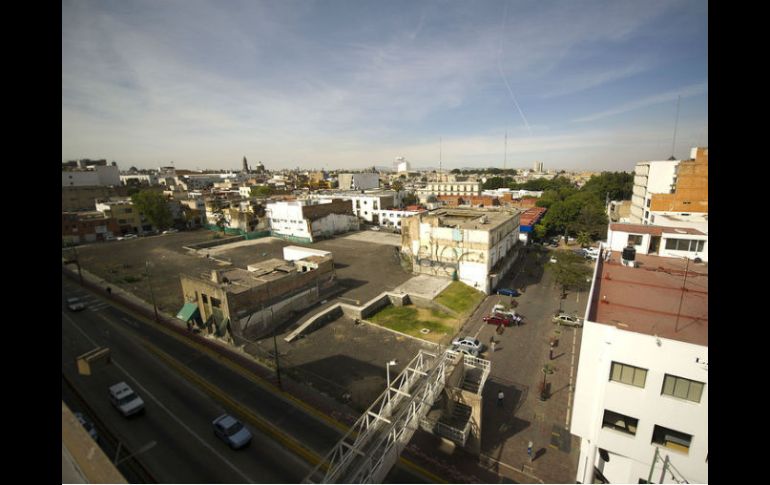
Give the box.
[62,0,708,172]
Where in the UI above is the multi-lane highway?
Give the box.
[62,274,344,483]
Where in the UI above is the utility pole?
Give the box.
[73,246,84,285]
[145,261,160,323]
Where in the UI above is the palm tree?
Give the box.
[577,231,591,248]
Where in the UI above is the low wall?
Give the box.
[183,235,245,251]
[236,287,319,341]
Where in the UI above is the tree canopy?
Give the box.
[130,190,173,230]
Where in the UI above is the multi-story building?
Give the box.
[571,246,708,484]
[417,182,482,201]
[649,148,708,218]
[120,174,157,186]
[62,211,120,244]
[266,199,359,243]
[306,190,402,224]
[376,207,428,231]
[62,162,121,187]
[400,208,521,293]
[631,148,707,225]
[338,172,380,190]
[95,198,143,235]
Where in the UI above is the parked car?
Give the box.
[117,233,137,241]
[66,297,86,312]
[497,288,520,297]
[584,247,600,260]
[549,256,558,264]
[369,226,381,231]
[552,313,583,328]
[452,346,479,357]
[212,414,252,449]
[74,412,98,442]
[162,228,179,234]
[483,315,515,327]
[452,336,482,353]
[108,382,145,417]
[492,304,516,319]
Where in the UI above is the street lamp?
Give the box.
[386,360,398,389]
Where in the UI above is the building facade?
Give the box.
[179,248,336,342]
[266,199,359,243]
[571,248,708,484]
[417,182,482,200]
[400,209,521,294]
[62,164,121,187]
[338,173,380,190]
[606,223,708,262]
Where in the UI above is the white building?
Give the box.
[338,173,380,190]
[120,174,157,186]
[266,199,358,243]
[62,164,121,187]
[396,157,410,173]
[533,161,543,173]
[606,223,708,262]
[305,190,402,224]
[417,181,481,201]
[400,209,521,293]
[571,248,708,484]
[377,208,427,231]
[631,159,680,224]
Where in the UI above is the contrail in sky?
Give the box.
[497,0,532,136]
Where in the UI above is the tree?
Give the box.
[546,250,592,295]
[450,169,461,174]
[482,177,508,190]
[576,231,591,248]
[131,190,173,230]
[391,180,404,192]
[402,193,418,206]
[251,186,274,197]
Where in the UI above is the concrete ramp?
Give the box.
[393,275,452,300]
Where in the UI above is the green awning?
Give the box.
[176,302,200,322]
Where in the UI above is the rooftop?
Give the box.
[590,251,708,347]
[426,208,518,231]
[609,223,706,236]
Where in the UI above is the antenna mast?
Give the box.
[671,95,681,159]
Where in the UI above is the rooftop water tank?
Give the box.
[621,246,637,267]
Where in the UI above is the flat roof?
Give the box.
[591,251,708,347]
[427,208,518,231]
[609,223,706,236]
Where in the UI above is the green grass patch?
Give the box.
[368,305,455,341]
[434,281,485,315]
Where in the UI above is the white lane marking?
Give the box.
[62,312,255,484]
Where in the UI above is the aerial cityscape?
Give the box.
[62,1,708,484]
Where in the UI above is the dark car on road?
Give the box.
[483,315,515,327]
[496,288,521,297]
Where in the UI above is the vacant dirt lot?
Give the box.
[71,229,413,316]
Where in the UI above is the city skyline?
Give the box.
[63,0,708,171]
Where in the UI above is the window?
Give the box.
[211,297,222,308]
[646,199,651,208]
[201,294,209,304]
[652,425,692,454]
[610,362,647,388]
[664,238,705,252]
[627,234,643,246]
[602,410,638,436]
[662,374,704,403]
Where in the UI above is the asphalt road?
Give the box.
[62,276,342,483]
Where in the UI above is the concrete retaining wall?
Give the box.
[183,235,245,251]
